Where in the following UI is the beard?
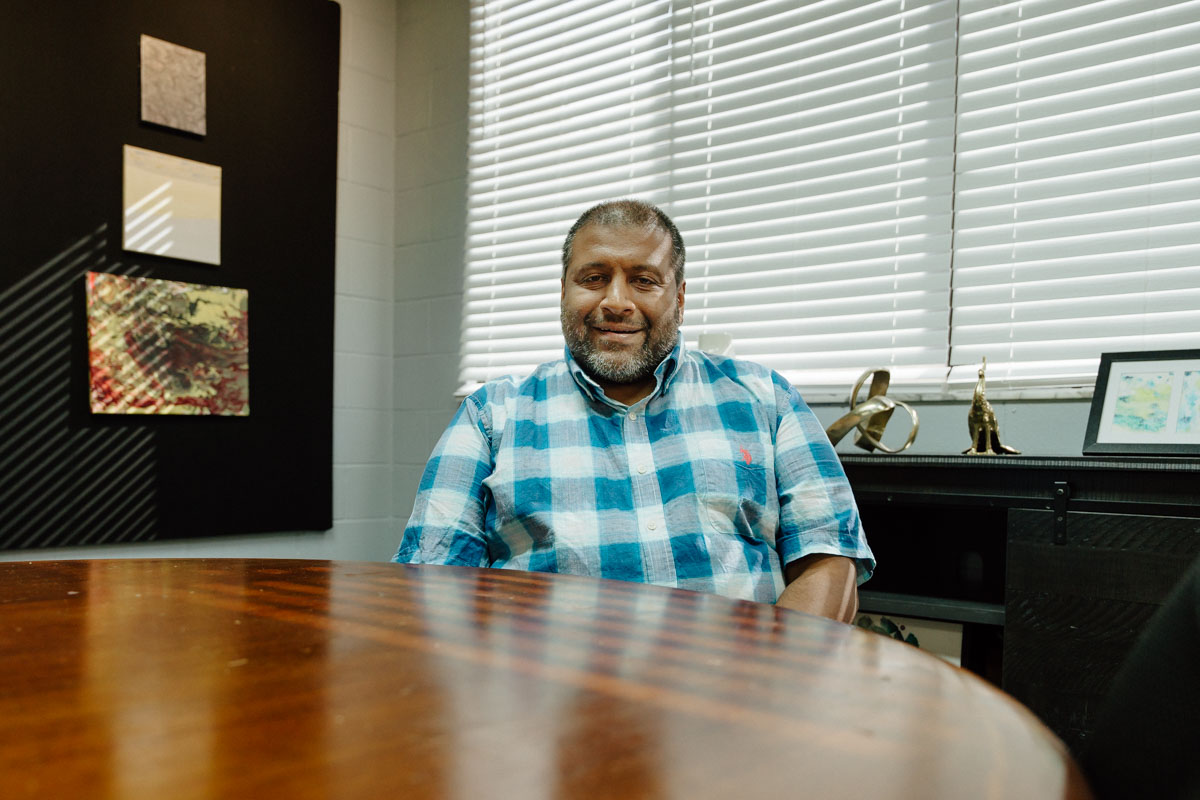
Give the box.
[561,305,681,387]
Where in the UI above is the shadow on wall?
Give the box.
[0,225,159,550]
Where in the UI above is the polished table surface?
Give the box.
[0,559,1091,799]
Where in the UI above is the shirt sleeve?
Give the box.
[393,395,494,567]
[771,373,875,585]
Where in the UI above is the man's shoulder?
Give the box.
[467,359,572,406]
[680,349,792,397]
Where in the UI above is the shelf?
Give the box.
[858,591,1005,626]
[839,454,1200,472]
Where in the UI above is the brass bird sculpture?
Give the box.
[962,357,1020,455]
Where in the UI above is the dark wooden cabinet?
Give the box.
[840,455,1200,755]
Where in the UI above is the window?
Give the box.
[951,0,1200,390]
[462,0,1200,400]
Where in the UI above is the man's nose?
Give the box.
[599,276,635,314]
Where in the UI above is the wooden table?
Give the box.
[0,559,1091,799]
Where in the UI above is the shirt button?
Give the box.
[628,412,638,421]
[637,465,647,474]
[648,521,657,531]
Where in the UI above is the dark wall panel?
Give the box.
[0,0,339,548]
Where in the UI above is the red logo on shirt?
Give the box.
[739,447,753,465]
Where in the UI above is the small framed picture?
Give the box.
[1084,349,1200,456]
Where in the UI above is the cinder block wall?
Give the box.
[329,0,402,559]
[391,0,471,532]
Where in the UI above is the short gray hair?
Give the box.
[561,199,686,286]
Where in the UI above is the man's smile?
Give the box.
[586,312,647,343]
[591,323,645,344]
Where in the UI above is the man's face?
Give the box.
[560,223,685,395]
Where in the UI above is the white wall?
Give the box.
[812,399,1094,457]
[391,0,470,534]
[330,0,402,558]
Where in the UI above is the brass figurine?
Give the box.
[825,368,918,454]
[963,357,1020,455]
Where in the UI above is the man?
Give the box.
[395,200,873,621]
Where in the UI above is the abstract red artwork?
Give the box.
[86,271,249,415]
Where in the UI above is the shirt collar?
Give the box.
[565,338,686,409]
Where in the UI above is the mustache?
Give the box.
[586,310,646,328]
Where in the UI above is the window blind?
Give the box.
[462,0,958,397]
[462,0,1200,399]
[463,0,676,389]
[667,0,957,394]
[951,0,1200,390]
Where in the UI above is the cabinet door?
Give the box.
[1004,509,1200,754]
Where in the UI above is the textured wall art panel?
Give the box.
[122,145,221,265]
[86,272,249,415]
[140,34,207,136]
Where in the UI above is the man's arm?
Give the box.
[767,371,874,617]
[775,553,859,622]
[393,396,493,566]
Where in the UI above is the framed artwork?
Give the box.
[1083,349,1200,456]
[86,271,249,416]
[140,34,207,135]
[122,144,222,265]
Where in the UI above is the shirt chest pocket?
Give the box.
[696,445,776,542]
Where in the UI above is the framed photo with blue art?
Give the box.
[1083,349,1200,456]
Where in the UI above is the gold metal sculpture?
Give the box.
[825,368,918,454]
[962,357,1020,455]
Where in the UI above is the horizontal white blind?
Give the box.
[951,0,1200,389]
[464,0,676,388]
[462,0,958,396]
[463,0,1200,399]
[670,0,957,394]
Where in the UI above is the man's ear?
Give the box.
[676,279,686,319]
[560,277,566,301]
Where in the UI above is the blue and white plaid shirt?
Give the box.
[394,341,873,603]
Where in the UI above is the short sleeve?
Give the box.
[771,374,875,584]
[393,396,494,567]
